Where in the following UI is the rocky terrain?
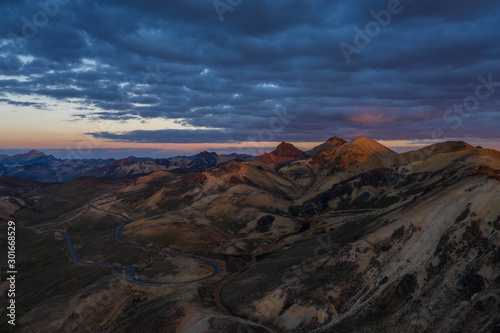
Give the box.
[0,150,253,182]
[1,136,499,332]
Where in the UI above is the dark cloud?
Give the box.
[0,98,46,109]
[1,0,499,144]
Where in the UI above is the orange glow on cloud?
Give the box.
[350,110,397,123]
[1,120,498,155]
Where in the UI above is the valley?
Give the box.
[1,136,499,332]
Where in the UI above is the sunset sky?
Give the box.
[1,0,499,158]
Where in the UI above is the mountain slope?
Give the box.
[219,139,500,333]
[309,136,397,169]
[3,136,500,333]
[304,136,347,157]
[277,136,399,200]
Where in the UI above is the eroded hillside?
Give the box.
[1,136,499,332]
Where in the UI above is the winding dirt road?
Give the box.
[19,189,222,286]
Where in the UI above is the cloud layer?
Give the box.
[1,0,499,144]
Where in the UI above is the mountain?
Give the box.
[273,136,399,197]
[126,155,155,163]
[64,158,116,167]
[304,136,347,157]
[199,138,498,332]
[254,142,304,164]
[0,150,61,166]
[308,135,397,169]
[2,136,500,332]
[187,151,254,169]
[0,176,52,220]
[124,136,499,332]
[0,150,255,182]
[399,140,476,163]
[188,151,221,169]
[84,158,169,180]
[226,153,254,160]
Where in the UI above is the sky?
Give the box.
[1,0,499,158]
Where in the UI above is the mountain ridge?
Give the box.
[2,135,500,332]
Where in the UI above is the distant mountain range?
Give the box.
[0,150,61,166]
[0,150,254,182]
